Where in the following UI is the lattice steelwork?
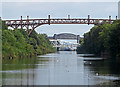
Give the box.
[4,15,117,36]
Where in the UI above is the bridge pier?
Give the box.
[53,34,57,39]
[57,47,60,51]
[20,16,23,29]
[48,15,50,25]
[77,35,80,43]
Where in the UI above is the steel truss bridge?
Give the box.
[49,33,80,43]
[3,15,118,35]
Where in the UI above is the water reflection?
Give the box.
[1,51,120,85]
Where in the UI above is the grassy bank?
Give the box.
[2,20,56,59]
[77,20,120,58]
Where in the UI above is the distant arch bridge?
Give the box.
[49,33,80,43]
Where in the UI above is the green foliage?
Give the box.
[107,21,120,57]
[77,21,120,58]
[2,20,56,59]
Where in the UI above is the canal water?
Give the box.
[1,51,120,85]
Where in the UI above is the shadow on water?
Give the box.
[82,55,120,86]
[2,57,38,85]
[85,57,120,75]
[2,56,53,85]
[2,57,38,71]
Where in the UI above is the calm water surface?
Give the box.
[2,51,120,85]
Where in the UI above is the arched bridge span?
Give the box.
[3,15,118,35]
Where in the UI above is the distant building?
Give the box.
[118,1,120,19]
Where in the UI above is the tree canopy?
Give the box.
[77,20,120,58]
[1,20,56,59]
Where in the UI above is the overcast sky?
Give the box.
[2,2,118,36]
[1,0,120,2]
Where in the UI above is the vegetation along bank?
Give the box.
[77,20,120,58]
[1,20,56,59]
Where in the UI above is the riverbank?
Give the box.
[2,20,56,59]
